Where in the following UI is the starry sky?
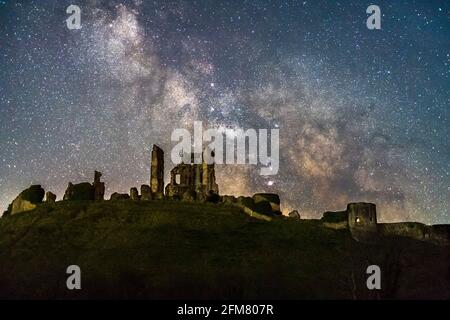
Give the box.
[0,0,449,223]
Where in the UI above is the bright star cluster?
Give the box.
[0,0,449,224]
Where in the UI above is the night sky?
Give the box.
[0,0,449,223]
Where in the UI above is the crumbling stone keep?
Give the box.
[165,149,219,200]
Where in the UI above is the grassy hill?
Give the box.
[0,200,448,299]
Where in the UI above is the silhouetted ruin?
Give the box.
[2,144,449,246]
[63,171,105,201]
[93,171,105,200]
[165,150,219,201]
[321,202,449,245]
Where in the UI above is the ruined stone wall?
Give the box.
[379,223,450,246]
[166,156,219,199]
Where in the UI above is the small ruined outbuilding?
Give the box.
[5,144,447,246]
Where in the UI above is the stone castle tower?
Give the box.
[347,202,378,242]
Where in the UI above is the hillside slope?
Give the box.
[0,200,448,299]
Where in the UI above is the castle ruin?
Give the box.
[165,150,219,200]
[3,144,449,246]
[321,202,449,245]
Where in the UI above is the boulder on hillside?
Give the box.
[110,193,130,200]
[253,200,274,216]
[221,195,237,205]
[288,210,301,220]
[45,191,57,203]
[252,193,281,214]
[321,211,348,223]
[6,185,45,215]
[237,196,255,210]
[235,196,272,221]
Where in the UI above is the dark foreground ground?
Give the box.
[0,200,448,299]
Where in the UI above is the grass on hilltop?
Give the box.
[0,200,448,299]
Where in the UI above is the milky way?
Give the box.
[0,0,449,223]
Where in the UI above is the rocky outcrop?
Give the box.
[110,193,130,200]
[288,210,300,220]
[253,200,274,216]
[233,196,278,221]
[237,196,255,209]
[253,193,281,215]
[45,191,57,203]
[221,195,237,205]
[6,185,45,215]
